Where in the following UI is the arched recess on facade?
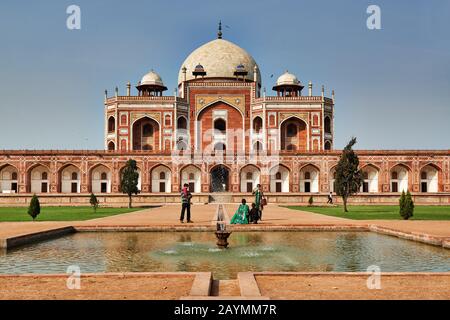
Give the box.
[280,116,308,151]
[0,164,19,194]
[324,141,332,150]
[324,116,331,134]
[389,163,412,193]
[180,164,202,193]
[209,163,232,192]
[196,101,244,153]
[299,164,320,193]
[89,164,112,193]
[176,116,189,150]
[108,116,115,133]
[329,165,337,193]
[118,163,142,193]
[253,141,263,152]
[269,164,290,193]
[58,163,81,193]
[26,163,51,193]
[107,141,115,151]
[360,164,380,193]
[253,116,263,134]
[131,116,160,151]
[239,164,261,192]
[150,164,172,193]
[419,163,442,193]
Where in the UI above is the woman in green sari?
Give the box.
[230,199,249,224]
[252,184,265,220]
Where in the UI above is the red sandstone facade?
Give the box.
[0,32,449,204]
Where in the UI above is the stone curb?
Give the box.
[1,226,75,249]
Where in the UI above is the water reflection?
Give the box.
[0,232,449,279]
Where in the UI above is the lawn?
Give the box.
[285,205,450,220]
[0,206,143,222]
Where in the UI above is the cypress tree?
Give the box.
[399,190,406,218]
[90,193,99,213]
[28,194,41,221]
[120,159,139,208]
[335,137,363,212]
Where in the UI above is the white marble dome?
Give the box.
[140,70,165,87]
[276,71,301,86]
[178,39,261,85]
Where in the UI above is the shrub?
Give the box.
[308,196,314,207]
[399,190,414,220]
[28,194,41,221]
[90,193,99,213]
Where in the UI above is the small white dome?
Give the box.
[140,70,165,87]
[276,71,301,86]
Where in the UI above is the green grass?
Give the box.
[0,206,143,222]
[285,205,450,220]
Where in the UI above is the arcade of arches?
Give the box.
[0,158,447,195]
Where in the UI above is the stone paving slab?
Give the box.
[254,273,450,300]
[0,272,197,300]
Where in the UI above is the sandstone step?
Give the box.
[210,279,241,297]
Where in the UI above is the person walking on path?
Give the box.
[327,192,333,204]
[252,184,266,221]
[180,183,193,223]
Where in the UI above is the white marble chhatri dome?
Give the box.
[140,70,165,87]
[178,39,261,85]
[276,71,301,86]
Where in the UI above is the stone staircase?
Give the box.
[209,193,233,204]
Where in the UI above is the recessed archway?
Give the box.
[420,164,440,193]
[59,164,81,193]
[300,164,320,193]
[28,164,50,193]
[240,165,261,192]
[390,164,410,193]
[360,164,379,193]
[180,165,201,193]
[0,165,19,194]
[210,165,230,192]
[269,165,290,192]
[90,164,111,193]
[280,117,307,151]
[132,117,160,151]
[151,165,171,193]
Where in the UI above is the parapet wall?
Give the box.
[0,192,449,207]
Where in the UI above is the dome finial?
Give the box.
[217,20,223,39]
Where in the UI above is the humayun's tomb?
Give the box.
[1,25,449,206]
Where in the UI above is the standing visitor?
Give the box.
[180,183,193,223]
[252,184,266,221]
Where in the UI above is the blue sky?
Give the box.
[0,0,449,150]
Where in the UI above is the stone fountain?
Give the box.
[215,204,231,248]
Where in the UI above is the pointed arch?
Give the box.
[239,164,261,192]
[0,164,19,193]
[89,164,112,193]
[27,163,51,193]
[299,164,320,193]
[269,164,290,193]
[279,116,309,151]
[180,164,202,193]
[419,163,442,193]
[58,163,81,193]
[150,164,172,193]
